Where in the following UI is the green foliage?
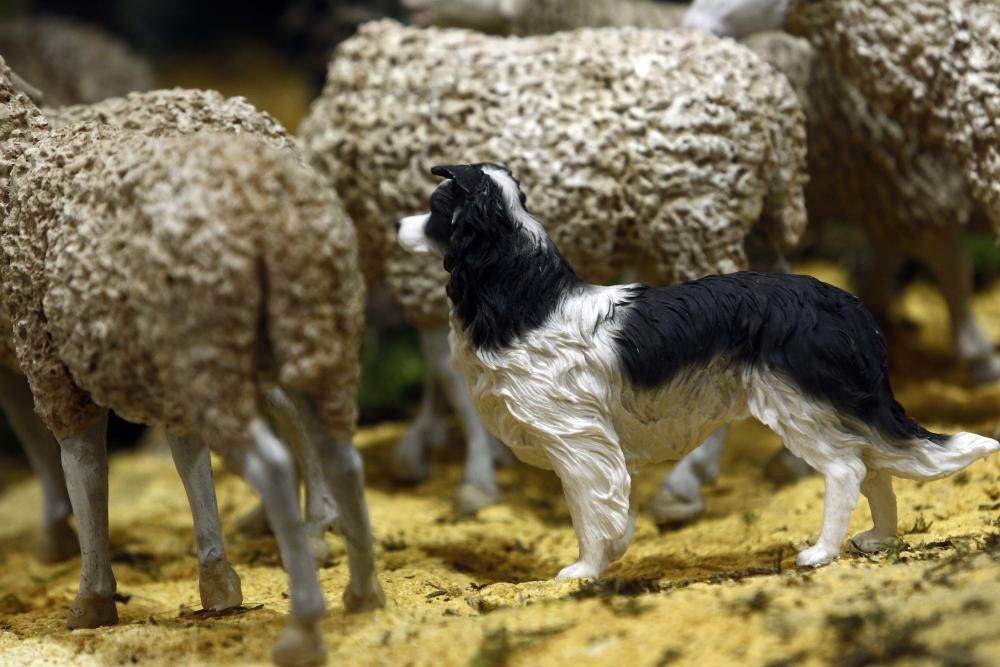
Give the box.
[357,325,425,424]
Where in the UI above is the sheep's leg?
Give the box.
[914,231,1000,383]
[231,419,327,667]
[389,367,448,484]
[166,431,242,611]
[858,241,903,330]
[0,367,77,562]
[422,327,502,513]
[796,456,865,568]
[546,435,631,580]
[59,410,118,629]
[265,387,340,562]
[287,393,384,613]
[649,426,729,524]
[851,470,897,553]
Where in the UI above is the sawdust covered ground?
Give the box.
[3,263,1000,667]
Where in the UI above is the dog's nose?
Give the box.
[394,221,401,233]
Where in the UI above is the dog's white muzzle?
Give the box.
[397,213,433,253]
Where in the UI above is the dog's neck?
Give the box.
[445,211,582,351]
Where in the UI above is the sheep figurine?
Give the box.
[400,162,1000,575]
[299,19,808,512]
[0,16,154,106]
[403,0,687,34]
[41,87,349,560]
[0,25,154,564]
[0,58,383,666]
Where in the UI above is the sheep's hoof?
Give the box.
[35,518,78,564]
[66,594,118,629]
[199,559,243,611]
[764,448,814,485]
[389,439,432,485]
[272,619,326,667]
[454,482,499,515]
[649,487,704,526]
[235,503,272,537]
[342,576,386,613]
[966,354,1000,385]
[850,531,896,554]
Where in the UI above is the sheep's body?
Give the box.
[302,20,807,328]
[781,0,1000,230]
[1,61,382,664]
[0,16,154,106]
[4,126,361,442]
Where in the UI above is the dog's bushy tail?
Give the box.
[876,430,999,481]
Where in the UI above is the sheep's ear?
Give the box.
[431,164,485,195]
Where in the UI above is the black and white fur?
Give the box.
[399,163,999,577]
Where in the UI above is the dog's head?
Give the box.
[397,162,544,260]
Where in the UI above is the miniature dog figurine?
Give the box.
[399,162,1000,578]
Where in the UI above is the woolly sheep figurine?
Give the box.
[0,58,383,666]
[0,16,154,106]
[399,162,1000,575]
[685,0,1000,246]
[42,87,350,560]
[403,0,686,34]
[0,22,154,564]
[299,19,808,512]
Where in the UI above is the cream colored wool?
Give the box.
[300,20,808,327]
[0,16,154,107]
[784,0,1000,231]
[0,63,363,443]
[741,32,972,252]
[42,88,296,154]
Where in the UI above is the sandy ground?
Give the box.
[3,263,1000,667]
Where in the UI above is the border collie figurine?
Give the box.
[398,162,1000,577]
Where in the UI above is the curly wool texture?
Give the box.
[300,21,807,327]
[786,0,1000,231]
[0,76,362,441]
[742,32,972,253]
[42,88,297,153]
[0,16,154,106]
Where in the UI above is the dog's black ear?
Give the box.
[431,164,485,195]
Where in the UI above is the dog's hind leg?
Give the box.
[851,470,898,553]
[795,454,866,567]
[545,434,631,580]
[649,426,728,524]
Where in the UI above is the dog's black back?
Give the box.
[613,273,944,445]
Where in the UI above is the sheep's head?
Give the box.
[683,0,791,37]
[403,0,526,32]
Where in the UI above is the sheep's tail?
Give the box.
[260,159,365,442]
[756,68,809,255]
[876,431,1000,481]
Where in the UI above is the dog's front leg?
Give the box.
[544,434,631,580]
[797,456,865,567]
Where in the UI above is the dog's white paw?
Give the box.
[851,530,895,554]
[796,545,838,568]
[556,560,600,580]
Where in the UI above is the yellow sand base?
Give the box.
[2,267,1000,666]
